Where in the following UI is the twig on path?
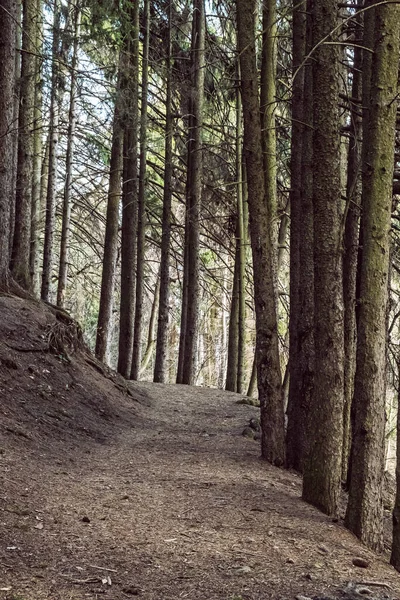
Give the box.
[59,574,99,584]
[88,564,118,573]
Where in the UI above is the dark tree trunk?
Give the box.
[286,0,307,471]
[57,5,81,308]
[154,0,174,383]
[302,0,344,516]
[11,0,36,290]
[117,4,140,378]
[178,0,205,385]
[95,63,124,364]
[341,5,362,485]
[41,0,61,302]
[131,0,150,380]
[0,0,17,289]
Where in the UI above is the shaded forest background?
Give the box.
[2,0,400,573]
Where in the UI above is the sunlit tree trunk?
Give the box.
[346,0,400,551]
[237,0,285,465]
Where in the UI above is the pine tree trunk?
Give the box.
[302,0,344,515]
[41,0,61,302]
[95,63,124,364]
[237,0,285,466]
[141,276,160,375]
[226,246,239,392]
[11,0,36,290]
[346,0,400,551]
[56,5,81,308]
[30,0,43,296]
[179,0,205,385]
[9,0,21,260]
[236,72,246,395]
[131,0,150,380]
[341,6,362,485]
[154,0,174,383]
[391,359,400,570]
[117,4,139,378]
[0,0,17,289]
[286,0,307,470]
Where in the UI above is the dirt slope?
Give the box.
[0,295,400,600]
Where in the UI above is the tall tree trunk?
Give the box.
[341,6,362,485]
[286,0,307,470]
[141,276,160,375]
[30,0,44,296]
[0,0,17,289]
[154,0,174,383]
[391,359,400,570]
[95,63,124,363]
[178,0,205,385]
[346,0,400,551]
[131,0,150,380]
[11,0,36,290]
[237,0,285,465]
[117,3,140,377]
[226,246,239,391]
[41,0,61,301]
[56,5,81,308]
[10,0,21,260]
[302,0,344,515]
[236,71,246,395]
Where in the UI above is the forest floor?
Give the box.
[1,295,400,600]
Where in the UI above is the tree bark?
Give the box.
[179,0,205,385]
[131,0,150,380]
[237,0,285,465]
[95,62,124,364]
[286,0,307,471]
[346,0,400,551]
[11,0,36,290]
[302,0,344,515]
[57,5,81,308]
[341,5,362,485]
[0,0,17,289]
[154,0,174,383]
[117,3,140,378]
[41,0,61,302]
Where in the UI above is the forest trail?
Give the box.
[1,297,400,600]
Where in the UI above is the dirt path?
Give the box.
[2,381,400,600]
